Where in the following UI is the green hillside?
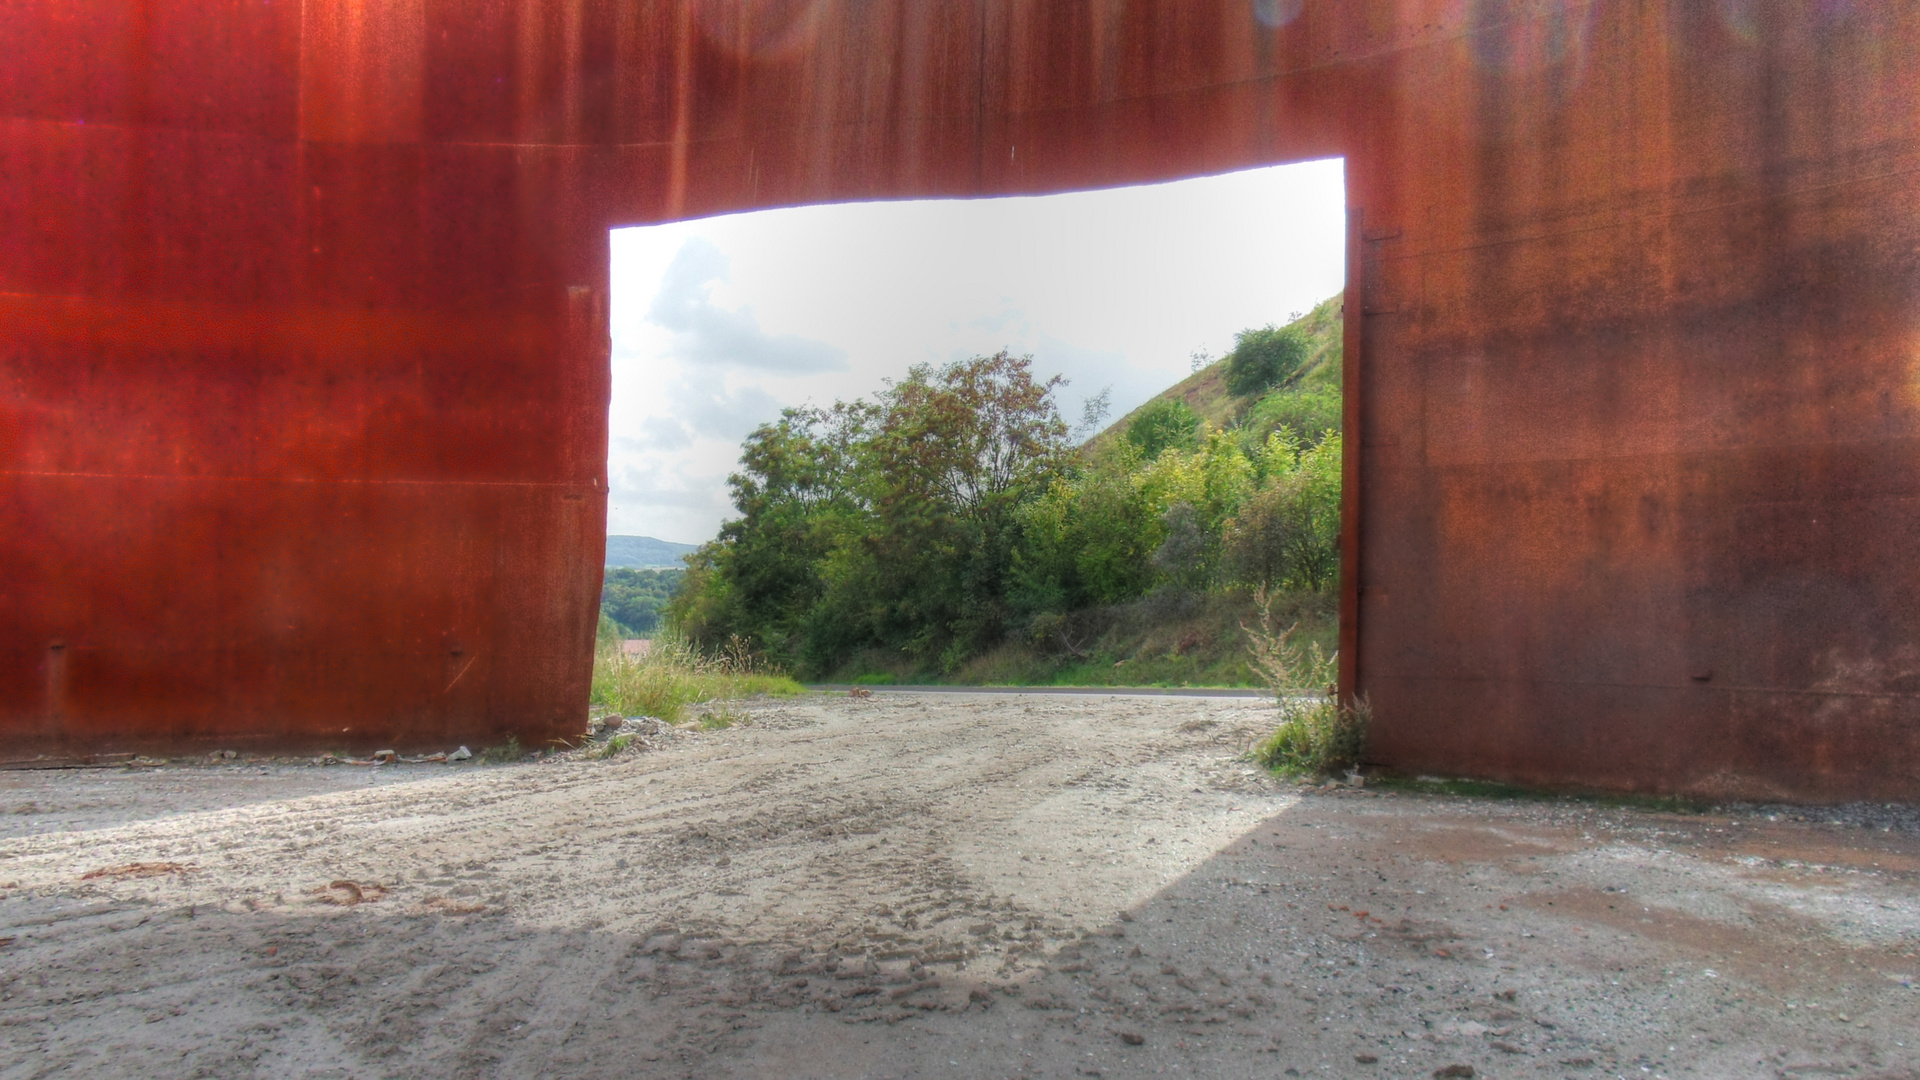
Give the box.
[1090,292,1343,453]
[605,535,698,569]
[667,298,1348,689]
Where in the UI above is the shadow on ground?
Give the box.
[7,787,1920,1080]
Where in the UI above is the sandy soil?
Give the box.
[2,691,1917,1079]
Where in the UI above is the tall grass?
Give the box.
[591,635,802,723]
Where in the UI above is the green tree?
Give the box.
[600,568,685,634]
[1224,323,1310,397]
[857,351,1072,668]
[673,351,1072,675]
[1014,442,1157,613]
[669,402,872,666]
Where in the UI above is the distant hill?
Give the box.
[605,535,698,569]
[1086,292,1344,452]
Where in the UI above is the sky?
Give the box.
[607,158,1346,545]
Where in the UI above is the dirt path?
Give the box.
[2,692,1917,1079]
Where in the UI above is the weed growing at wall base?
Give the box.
[478,736,523,765]
[1242,587,1370,777]
[1252,695,1372,778]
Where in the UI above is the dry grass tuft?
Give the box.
[591,635,800,723]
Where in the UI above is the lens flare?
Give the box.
[1254,0,1305,30]
[696,0,827,61]
[1467,0,1596,77]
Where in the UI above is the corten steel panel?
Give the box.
[3,2,1918,799]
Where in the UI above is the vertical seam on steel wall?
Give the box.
[973,0,988,189]
[1339,204,1364,708]
[668,2,695,219]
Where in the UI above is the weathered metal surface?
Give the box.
[3,2,1916,798]
[1348,2,1920,801]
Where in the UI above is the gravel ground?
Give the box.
[1,691,1916,1079]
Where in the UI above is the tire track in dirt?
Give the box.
[5,692,1919,1078]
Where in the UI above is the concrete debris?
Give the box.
[312,880,387,906]
[586,715,673,741]
[564,716,680,760]
[315,747,472,767]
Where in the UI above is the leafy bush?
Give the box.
[1151,501,1215,593]
[478,736,524,765]
[590,732,636,759]
[1224,324,1310,397]
[1222,431,1342,590]
[1252,697,1371,777]
[1240,384,1341,450]
[1016,447,1158,611]
[1125,398,1199,459]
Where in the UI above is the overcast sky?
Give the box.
[608,158,1346,545]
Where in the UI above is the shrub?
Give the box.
[590,732,636,759]
[1240,384,1341,450]
[478,736,524,765]
[1223,431,1341,591]
[1224,324,1310,397]
[1014,459,1157,612]
[1151,501,1215,592]
[1125,398,1200,459]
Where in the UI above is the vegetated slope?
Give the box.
[1087,292,1342,454]
[921,293,1344,688]
[669,307,1346,689]
[838,587,1334,690]
[599,567,685,638]
[833,297,1347,689]
[605,535,698,569]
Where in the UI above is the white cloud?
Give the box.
[662,366,786,444]
[646,238,849,374]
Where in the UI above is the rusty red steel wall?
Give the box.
[3,2,1916,798]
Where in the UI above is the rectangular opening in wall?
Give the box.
[600,159,1347,692]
